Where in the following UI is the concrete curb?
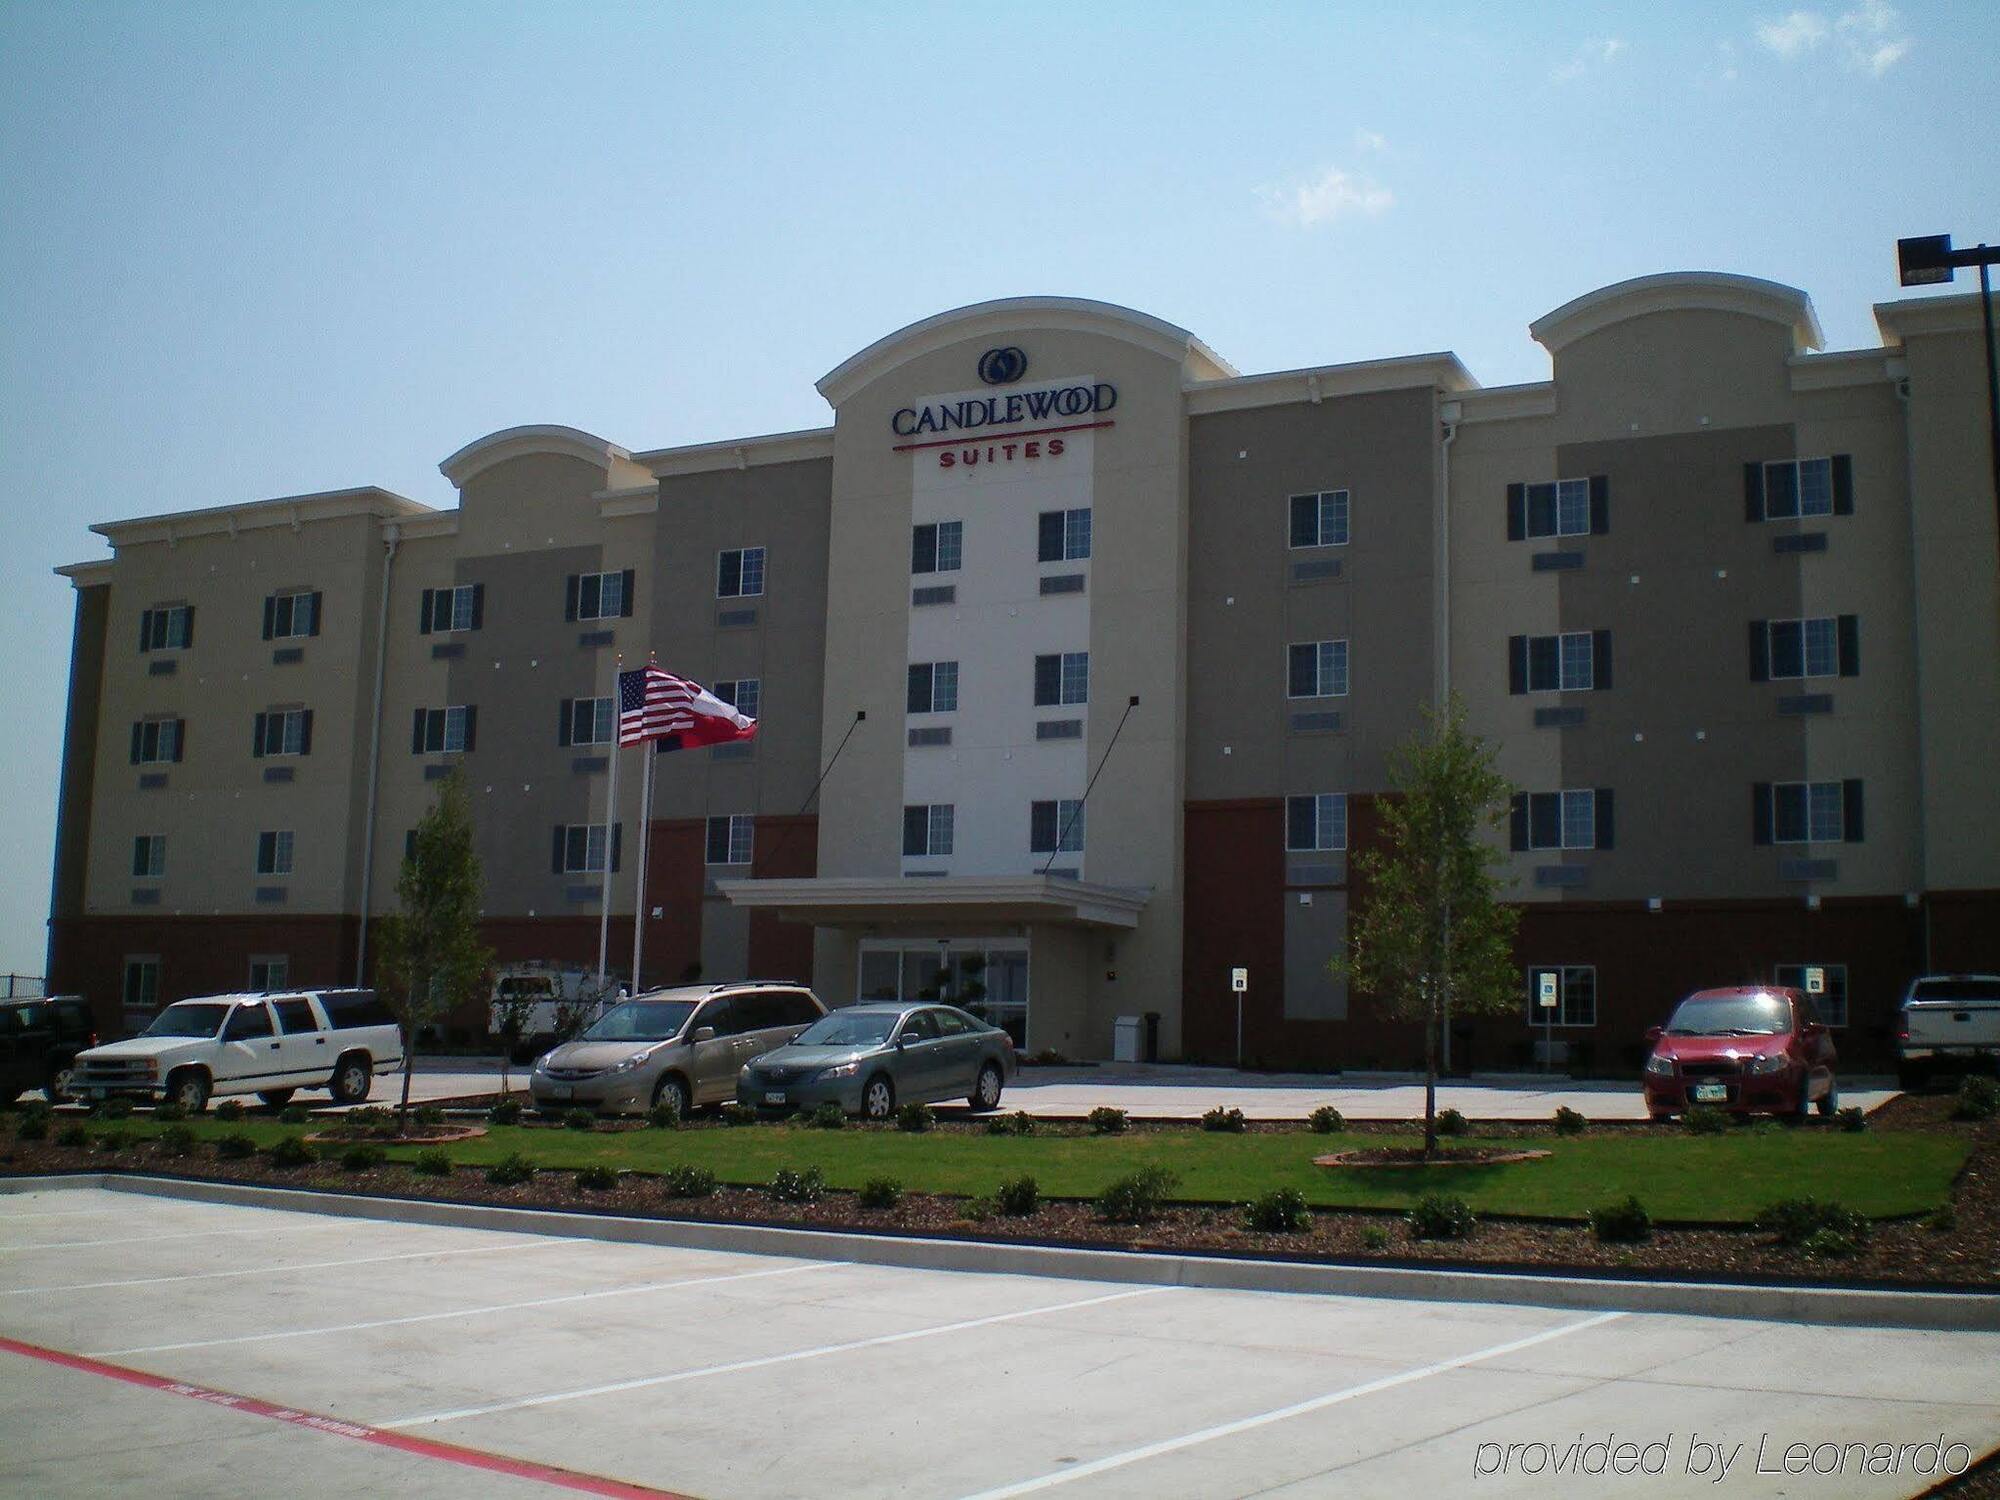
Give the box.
[7,1172,1994,1331]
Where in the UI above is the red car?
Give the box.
[1641,986,1838,1121]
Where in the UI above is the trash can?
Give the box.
[1143,1011,1161,1064]
[1113,1015,1143,1063]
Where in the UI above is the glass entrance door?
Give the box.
[856,941,1028,1047]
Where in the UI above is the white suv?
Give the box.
[69,989,405,1113]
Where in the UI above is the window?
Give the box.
[224,1003,273,1041]
[273,995,318,1030]
[132,835,166,879]
[1508,631,1609,693]
[1037,508,1091,562]
[123,958,159,1010]
[907,661,959,715]
[419,584,484,634]
[250,957,292,994]
[1750,615,1858,681]
[1774,963,1849,1027]
[1510,790,1614,851]
[559,696,616,747]
[912,521,963,574]
[320,990,396,1029]
[565,570,634,622]
[1285,793,1348,852]
[1746,456,1852,521]
[130,717,185,765]
[263,590,321,641]
[1288,490,1350,548]
[138,604,194,652]
[713,679,761,720]
[411,705,477,754]
[256,830,295,876]
[717,547,765,598]
[1506,477,1607,540]
[705,814,754,865]
[1756,780,1862,845]
[1525,966,1597,1027]
[1287,640,1350,698]
[252,707,313,758]
[1030,799,1085,854]
[1034,652,1088,707]
[902,804,954,857]
[556,823,620,874]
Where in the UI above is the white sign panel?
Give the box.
[1805,966,1825,995]
[1230,967,1248,993]
[1537,972,1560,1009]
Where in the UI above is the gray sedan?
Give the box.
[737,1003,1016,1120]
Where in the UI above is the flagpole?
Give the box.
[596,657,622,991]
[630,740,656,993]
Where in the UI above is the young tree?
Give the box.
[1335,694,1521,1157]
[375,770,494,1128]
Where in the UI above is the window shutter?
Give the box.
[1505,483,1526,542]
[419,589,434,634]
[298,710,313,756]
[1748,621,1770,682]
[1507,636,1527,696]
[902,806,928,857]
[133,838,148,878]
[1744,462,1765,522]
[1842,779,1865,843]
[258,832,275,872]
[173,719,186,763]
[1529,793,1561,850]
[1591,630,1613,690]
[1038,511,1064,563]
[181,606,195,648]
[1837,614,1860,677]
[253,712,268,759]
[564,575,579,622]
[307,592,322,637]
[262,595,276,640]
[1290,495,1318,548]
[552,826,566,874]
[1595,788,1615,850]
[139,609,153,653]
[619,569,635,618]
[129,722,143,765]
[461,705,477,751]
[907,664,929,715]
[912,524,936,573]
[1033,655,1060,706]
[469,584,484,630]
[1509,793,1528,852]
[1831,454,1854,515]
[1588,475,1610,535]
[558,699,573,747]
[1752,783,1773,846]
[1031,801,1056,853]
[411,709,426,754]
[611,822,622,873]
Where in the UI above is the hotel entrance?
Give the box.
[856,939,1029,1048]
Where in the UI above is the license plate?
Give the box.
[763,1091,787,1106]
[1691,1082,1727,1102]
[548,1084,571,1101]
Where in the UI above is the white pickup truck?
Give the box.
[1896,974,2000,1090]
[489,964,624,1063]
[68,989,404,1113]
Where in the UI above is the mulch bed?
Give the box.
[1314,1146,1553,1168]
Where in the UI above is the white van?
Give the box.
[490,964,624,1063]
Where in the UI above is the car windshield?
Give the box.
[1666,993,1792,1036]
[581,1001,697,1043]
[793,1011,899,1047]
[143,1004,231,1038]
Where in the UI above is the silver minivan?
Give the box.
[529,982,824,1116]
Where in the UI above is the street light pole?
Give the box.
[1897,234,2000,547]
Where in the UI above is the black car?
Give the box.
[0,996,98,1105]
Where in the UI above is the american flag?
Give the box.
[618,666,695,746]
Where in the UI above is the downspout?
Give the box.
[1893,368,1933,972]
[1437,398,1460,1071]
[355,522,400,985]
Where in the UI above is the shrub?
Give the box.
[646,1099,680,1130]
[1360,1225,1391,1251]
[809,1101,845,1130]
[1008,1111,1038,1135]
[661,1164,717,1198]
[1924,1204,1957,1233]
[960,1196,996,1222]
[1087,1106,1128,1136]
[997,1175,1040,1217]
[857,1176,903,1209]
[1802,1226,1861,1259]
[1027,1047,1069,1066]
[1201,1106,1247,1133]
[1836,1106,1868,1133]
[488,1098,524,1126]
[1435,1108,1468,1137]
[415,1104,446,1127]
[1682,1105,1730,1135]
[15,1114,48,1142]
[1953,1075,2000,1122]
[214,1132,257,1160]
[412,1148,452,1177]
[268,1136,318,1169]
[94,1128,130,1153]
[984,1117,1013,1135]
[1406,1193,1477,1241]
[1099,1167,1177,1224]
[341,1144,387,1172]
[769,1166,825,1204]
[56,1123,89,1148]
[720,1103,757,1127]
[486,1152,536,1186]
[347,1106,392,1129]
[152,1101,187,1124]
[575,1165,618,1192]
[278,1105,310,1125]
[1588,1195,1653,1244]
[1243,1187,1312,1233]
[1308,1105,1344,1135]
[1553,1106,1587,1136]
[896,1102,935,1133]
[563,1108,596,1132]
[1755,1197,1871,1248]
[16,1098,53,1123]
[158,1124,196,1156]
[214,1100,246,1122]
[93,1096,134,1120]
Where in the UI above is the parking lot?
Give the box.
[3,1183,1996,1497]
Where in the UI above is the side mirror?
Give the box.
[693,1026,716,1044]
[1644,1025,1663,1045]
[894,1034,908,1050]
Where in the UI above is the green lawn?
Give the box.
[73,1116,1971,1225]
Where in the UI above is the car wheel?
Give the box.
[1816,1082,1839,1117]
[652,1073,690,1116]
[44,1063,75,1104]
[164,1069,210,1115]
[1790,1079,1812,1122]
[968,1062,1004,1112]
[329,1054,372,1105]
[862,1074,895,1121]
[257,1089,296,1110]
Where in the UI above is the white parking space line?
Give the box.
[953,1309,1628,1500]
[1,1222,348,1253]
[92,1259,842,1355]
[6,1236,583,1295]
[0,1207,124,1220]
[383,1284,1179,1429]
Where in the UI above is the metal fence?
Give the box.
[2,975,47,999]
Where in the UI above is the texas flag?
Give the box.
[617,665,758,751]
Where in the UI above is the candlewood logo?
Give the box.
[977,346,1028,385]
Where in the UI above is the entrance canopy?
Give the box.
[718,874,1148,930]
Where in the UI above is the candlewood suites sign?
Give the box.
[891,356,1117,468]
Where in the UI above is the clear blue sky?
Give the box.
[1,1,1993,977]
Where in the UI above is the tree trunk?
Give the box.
[1423,999,1439,1159]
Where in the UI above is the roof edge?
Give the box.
[1531,273,1825,356]
[439,424,632,490]
[89,486,431,548]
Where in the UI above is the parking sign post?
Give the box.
[1537,970,1559,1073]
[1231,967,1248,1068]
